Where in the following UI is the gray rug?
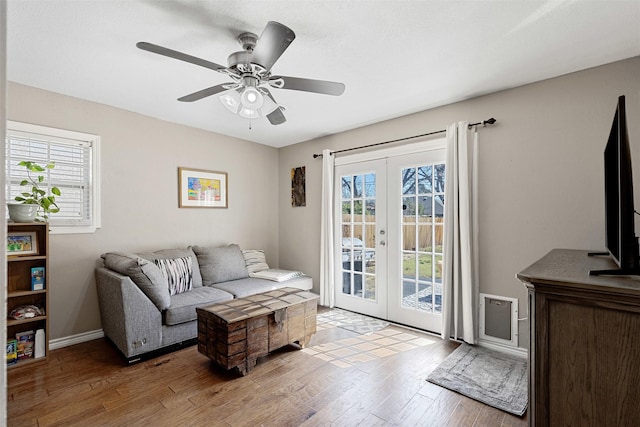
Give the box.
[317,308,389,335]
[427,343,528,416]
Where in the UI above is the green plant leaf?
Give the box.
[46,162,56,169]
[51,187,61,196]
[14,196,25,202]
[38,175,44,183]
[19,179,28,186]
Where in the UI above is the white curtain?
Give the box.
[441,121,479,344]
[319,149,335,307]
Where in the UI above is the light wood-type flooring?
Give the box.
[8,308,528,426]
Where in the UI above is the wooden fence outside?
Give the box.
[341,215,444,251]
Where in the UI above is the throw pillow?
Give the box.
[191,244,249,285]
[242,249,270,273]
[138,247,202,288]
[101,251,171,311]
[154,256,193,296]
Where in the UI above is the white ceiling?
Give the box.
[7,1,640,148]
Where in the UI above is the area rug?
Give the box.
[317,308,389,335]
[427,343,528,416]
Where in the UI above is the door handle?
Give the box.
[379,241,386,246]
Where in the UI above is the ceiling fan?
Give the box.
[137,21,345,125]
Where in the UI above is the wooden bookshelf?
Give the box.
[7,222,49,369]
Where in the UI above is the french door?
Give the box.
[334,145,446,332]
[334,159,388,319]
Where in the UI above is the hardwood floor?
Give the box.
[7,309,528,426]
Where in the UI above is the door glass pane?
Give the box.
[402,196,415,217]
[418,196,432,221]
[365,173,376,197]
[402,280,416,308]
[354,273,363,297]
[353,200,363,215]
[365,200,376,216]
[418,253,432,283]
[434,164,445,192]
[353,175,363,198]
[418,282,431,311]
[342,177,352,199]
[434,223,444,251]
[418,166,432,193]
[402,252,416,280]
[365,275,376,300]
[434,283,442,313]
[418,225,432,252]
[403,224,416,251]
[402,167,416,195]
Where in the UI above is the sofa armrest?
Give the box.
[95,267,162,360]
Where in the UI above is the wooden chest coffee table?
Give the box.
[196,287,319,375]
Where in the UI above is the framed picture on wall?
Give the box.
[178,167,228,208]
[7,232,38,256]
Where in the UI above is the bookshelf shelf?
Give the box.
[6,315,48,327]
[8,289,47,298]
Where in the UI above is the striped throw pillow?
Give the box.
[242,249,270,273]
[154,256,193,296]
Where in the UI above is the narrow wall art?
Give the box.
[291,166,306,207]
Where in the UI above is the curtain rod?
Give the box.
[312,117,496,158]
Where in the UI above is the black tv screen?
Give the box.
[591,95,640,276]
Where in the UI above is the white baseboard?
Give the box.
[49,329,104,351]
[478,339,528,359]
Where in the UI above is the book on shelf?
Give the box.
[31,266,45,291]
[16,330,35,360]
[6,339,18,366]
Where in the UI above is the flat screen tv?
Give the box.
[590,95,640,276]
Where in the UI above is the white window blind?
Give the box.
[6,122,100,233]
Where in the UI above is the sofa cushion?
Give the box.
[242,249,270,273]
[164,286,233,326]
[211,275,313,298]
[191,244,249,285]
[154,256,193,296]
[102,251,171,311]
[138,248,202,288]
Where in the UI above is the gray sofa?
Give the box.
[95,244,312,363]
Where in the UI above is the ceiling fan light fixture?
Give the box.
[239,107,260,119]
[220,91,241,113]
[260,94,279,115]
[240,86,264,110]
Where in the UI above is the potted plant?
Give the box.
[7,161,61,222]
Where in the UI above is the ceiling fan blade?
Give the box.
[266,107,286,125]
[178,84,229,102]
[270,76,345,96]
[137,42,229,73]
[263,89,286,125]
[251,22,295,71]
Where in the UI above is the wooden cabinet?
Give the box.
[7,222,49,368]
[517,249,640,427]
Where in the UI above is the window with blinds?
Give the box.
[6,122,100,233]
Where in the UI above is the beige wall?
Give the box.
[7,82,280,340]
[278,56,640,347]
